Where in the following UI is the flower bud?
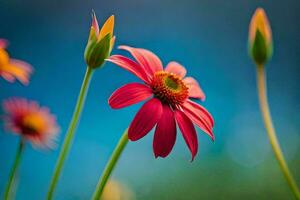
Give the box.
[84,13,115,69]
[249,8,273,65]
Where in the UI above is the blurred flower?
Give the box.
[107,46,214,160]
[2,98,60,148]
[101,180,135,200]
[249,8,273,65]
[84,12,115,69]
[0,39,33,85]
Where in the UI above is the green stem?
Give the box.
[4,139,24,200]
[46,67,94,200]
[256,65,300,199]
[92,129,129,200]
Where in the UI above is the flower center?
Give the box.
[151,71,188,106]
[20,113,45,136]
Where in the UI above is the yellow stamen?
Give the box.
[151,71,188,106]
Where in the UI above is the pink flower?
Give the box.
[107,45,214,160]
[0,39,33,85]
[2,98,60,148]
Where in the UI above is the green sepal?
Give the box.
[84,33,111,69]
[249,30,273,65]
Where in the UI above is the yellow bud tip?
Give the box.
[91,10,99,35]
[99,15,115,41]
[249,7,272,44]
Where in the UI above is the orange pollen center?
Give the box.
[20,113,45,135]
[151,71,188,106]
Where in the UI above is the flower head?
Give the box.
[0,39,33,85]
[249,8,273,65]
[107,46,214,160]
[84,12,115,69]
[2,98,60,148]
[101,180,135,200]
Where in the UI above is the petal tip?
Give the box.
[255,7,266,15]
[200,95,206,101]
[190,151,198,162]
[0,39,8,49]
[190,156,195,162]
[127,134,135,141]
[109,14,115,21]
[91,11,99,31]
[154,152,168,159]
[118,45,129,50]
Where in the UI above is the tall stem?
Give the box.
[46,67,94,200]
[256,65,300,199]
[92,129,128,200]
[4,139,24,200]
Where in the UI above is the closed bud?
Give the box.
[249,8,273,65]
[84,13,115,69]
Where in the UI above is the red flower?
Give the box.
[107,46,214,160]
[2,98,60,148]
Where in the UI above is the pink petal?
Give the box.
[9,59,33,85]
[106,55,149,83]
[165,61,187,78]
[128,98,163,141]
[91,11,100,35]
[174,110,198,161]
[1,72,15,83]
[0,39,8,49]
[109,83,153,109]
[186,100,214,126]
[183,77,205,101]
[153,104,176,158]
[118,45,163,77]
[10,59,33,73]
[182,100,214,140]
[137,48,163,72]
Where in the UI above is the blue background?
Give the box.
[0,0,300,199]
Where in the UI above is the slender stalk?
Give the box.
[256,65,300,199]
[46,67,94,200]
[4,139,24,200]
[92,129,129,200]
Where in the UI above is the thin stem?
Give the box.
[4,139,24,200]
[46,67,94,200]
[92,129,129,200]
[256,65,300,199]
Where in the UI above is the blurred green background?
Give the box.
[0,0,299,199]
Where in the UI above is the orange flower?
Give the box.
[2,98,60,148]
[102,180,135,200]
[0,39,33,85]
